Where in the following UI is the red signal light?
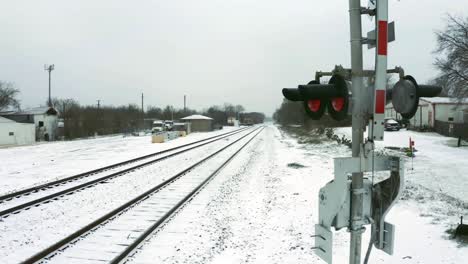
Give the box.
[326,75,349,121]
[307,99,322,112]
[330,97,345,112]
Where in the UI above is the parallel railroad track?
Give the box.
[22,126,264,264]
[0,127,251,218]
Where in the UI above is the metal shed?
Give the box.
[180,115,213,132]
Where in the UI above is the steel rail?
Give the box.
[111,127,264,264]
[0,127,248,203]
[0,127,251,218]
[22,126,262,264]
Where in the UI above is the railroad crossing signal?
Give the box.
[282,70,441,130]
[282,74,350,121]
[281,0,441,263]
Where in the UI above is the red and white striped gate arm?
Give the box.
[372,0,388,141]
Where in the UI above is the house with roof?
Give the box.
[0,107,59,141]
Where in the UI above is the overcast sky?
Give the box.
[1,0,467,116]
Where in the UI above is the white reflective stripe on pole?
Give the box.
[373,0,388,141]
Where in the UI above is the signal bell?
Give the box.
[282,75,350,121]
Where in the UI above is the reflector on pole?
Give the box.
[371,0,388,141]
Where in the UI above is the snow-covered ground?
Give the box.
[0,127,238,194]
[335,127,468,203]
[0,127,252,263]
[0,125,467,263]
[127,125,468,263]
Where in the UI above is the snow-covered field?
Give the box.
[0,125,467,263]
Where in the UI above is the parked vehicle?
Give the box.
[152,121,165,133]
[164,120,174,131]
[384,118,401,131]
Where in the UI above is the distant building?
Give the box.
[227,116,240,126]
[239,112,265,125]
[180,115,213,132]
[385,97,468,138]
[0,116,35,146]
[385,97,468,128]
[0,107,59,141]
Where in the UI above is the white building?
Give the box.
[385,97,468,128]
[0,107,59,141]
[227,116,239,126]
[180,115,213,132]
[0,116,35,146]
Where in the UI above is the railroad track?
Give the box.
[0,127,251,218]
[22,126,264,264]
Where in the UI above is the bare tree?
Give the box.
[234,104,245,116]
[223,103,236,116]
[434,15,468,98]
[50,98,80,116]
[0,81,20,111]
[273,99,305,125]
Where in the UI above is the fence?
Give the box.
[434,120,468,139]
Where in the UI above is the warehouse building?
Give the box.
[385,97,468,129]
[0,116,35,146]
[385,97,468,139]
[180,115,213,132]
[0,107,59,141]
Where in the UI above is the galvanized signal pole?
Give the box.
[348,0,366,260]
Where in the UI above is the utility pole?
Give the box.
[348,0,366,263]
[171,106,174,121]
[97,99,101,120]
[44,64,55,107]
[141,93,144,131]
[184,95,186,113]
[97,100,101,135]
